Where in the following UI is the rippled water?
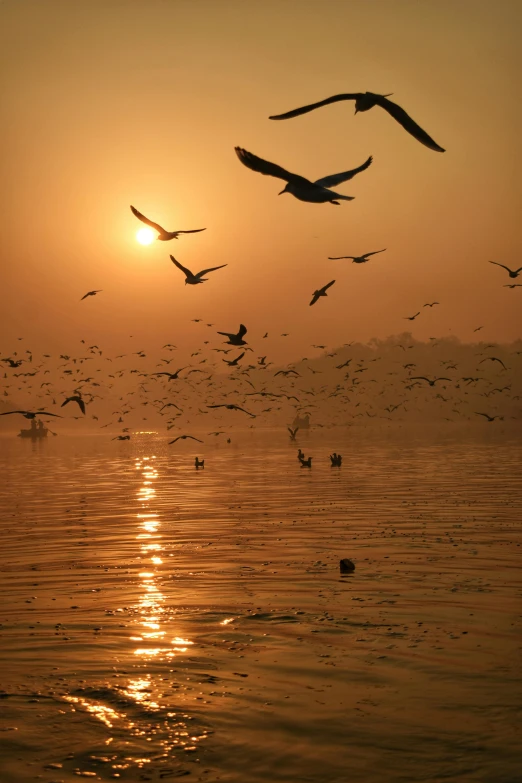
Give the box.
[0,431,521,783]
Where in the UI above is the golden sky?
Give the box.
[2,0,521,364]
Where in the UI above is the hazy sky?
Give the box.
[2,0,521,364]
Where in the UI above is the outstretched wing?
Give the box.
[488,261,511,272]
[238,324,248,338]
[197,264,227,277]
[0,410,27,416]
[315,156,373,187]
[269,93,360,120]
[328,256,354,260]
[170,255,193,277]
[176,228,206,234]
[364,249,386,257]
[323,280,336,292]
[374,96,445,152]
[130,205,166,233]
[38,411,63,417]
[234,147,309,186]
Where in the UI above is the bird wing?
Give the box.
[170,256,193,277]
[80,292,92,301]
[315,156,373,187]
[130,205,166,233]
[410,377,429,382]
[169,437,181,443]
[322,280,336,292]
[364,249,386,257]
[488,261,511,272]
[176,228,206,234]
[374,95,445,152]
[309,293,320,306]
[234,147,310,186]
[238,324,248,338]
[197,264,227,277]
[328,256,354,260]
[0,410,26,415]
[77,398,86,415]
[269,93,360,120]
[38,412,63,417]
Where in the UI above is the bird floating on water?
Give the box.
[269,92,445,153]
[235,147,371,204]
[130,206,206,241]
[170,255,227,285]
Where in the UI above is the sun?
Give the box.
[136,227,156,245]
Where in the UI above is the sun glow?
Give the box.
[136,227,155,245]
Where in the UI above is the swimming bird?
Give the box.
[195,457,205,469]
[217,324,248,346]
[269,92,445,153]
[207,403,256,418]
[61,395,86,414]
[1,358,23,368]
[235,147,371,204]
[404,312,421,321]
[410,376,451,387]
[130,206,206,241]
[80,290,102,301]
[169,435,204,444]
[170,256,227,285]
[0,410,62,419]
[328,249,386,263]
[310,280,335,306]
[112,435,131,440]
[288,426,299,440]
[299,455,312,468]
[475,412,503,422]
[488,261,522,279]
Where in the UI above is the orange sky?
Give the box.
[2,0,521,364]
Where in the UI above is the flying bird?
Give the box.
[169,435,204,444]
[130,206,206,241]
[423,302,440,307]
[223,352,245,367]
[269,92,445,153]
[504,284,522,289]
[80,290,102,301]
[479,357,508,370]
[235,147,372,204]
[61,395,86,414]
[0,410,63,419]
[488,261,522,279]
[404,312,421,321]
[152,368,187,380]
[328,249,386,263]
[475,412,503,422]
[170,255,227,284]
[207,404,256,417]
[410,376,451,387]
[217,324,248,346]
[310,280,335,306]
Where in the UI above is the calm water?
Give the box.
[0,431,521,783]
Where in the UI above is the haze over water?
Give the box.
[1,431,521,782]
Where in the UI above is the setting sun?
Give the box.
[136,227,155,245]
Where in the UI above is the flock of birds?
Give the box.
[2,89,520,443]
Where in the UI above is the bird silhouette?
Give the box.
[310,280,335,306]
[0,410,62,419]
[288,426,299,440]
[328,249,385,263]
[223,352,245,366]
[169,435,204,444]
[488,261,522,278]
[404,312,421,321]
[410,376,451,387]
[217,324,248,346]
[207,404,256,417]
[235,147,371,204]
[170,255,227,284]
[269,92,445,152]
[61,395,86,414]
[475,412,503,422]
[130,206,206,240]
[423,301,440,307]
[152,368,187,380]
[80,290,102,301]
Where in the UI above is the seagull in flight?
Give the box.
[310,280,335,306]
[423,301,440,307]
[0,410,62,419]
[152,367,187,380]
[479,357,508,370]
[169,434,204,444]
[504,284,522,289]
[217,324,248,346]
[61,395,86,415]
[130,206,206,241]
[80,290,102,301]
[235,147,372,204]
[328,249,386,263]
[410,376,451,387]
[170,255,227,284]
[207,404,256,417]
[112,435,131,441]
[488,261,522,279]
[404,312,421,321]
[475,412,503,422]
[269,92,445,153]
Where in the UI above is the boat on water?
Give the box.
[18,420,48,439]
